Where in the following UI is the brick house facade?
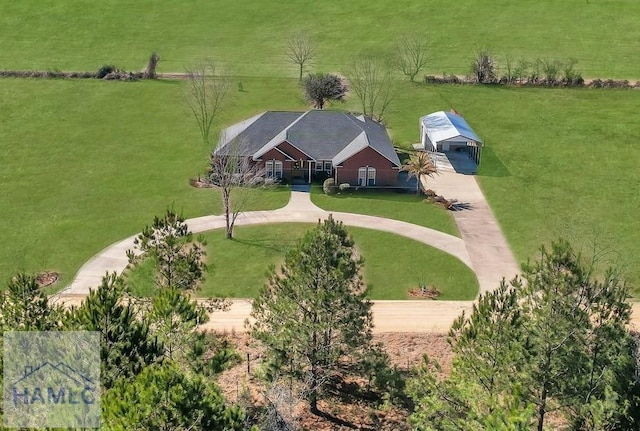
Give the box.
[215,110,401,186]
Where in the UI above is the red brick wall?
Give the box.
[336,147,398,186]
[258,141,311,180]
[276,141,309,161]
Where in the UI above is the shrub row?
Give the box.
[0,53,160,81]
[427,51,640,89]
[0,67,144,81]
[425,74,640,89]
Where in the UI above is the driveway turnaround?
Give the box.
[62,191,472,295]
[58,180,640,333]
[58,178,520,334]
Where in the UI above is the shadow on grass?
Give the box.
[232,237,298,254]
[449,201,474,211]
[312,186,423,203]
[478,146,511,177]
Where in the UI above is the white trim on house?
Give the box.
[265,160,283,179]
[252,111,315,161]
[332,132,369,166]
[357,166,376,186]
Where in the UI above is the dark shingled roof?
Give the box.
[216,110,400,166]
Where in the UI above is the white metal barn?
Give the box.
[420,111,483,164]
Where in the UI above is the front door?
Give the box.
[291,160,305,181]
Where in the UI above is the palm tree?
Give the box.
[400,151,438,194]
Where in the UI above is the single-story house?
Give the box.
[215,110,401,186]
[419,111,483,164]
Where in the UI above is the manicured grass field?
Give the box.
[3,75,639,294]
[310,186,458,237]
[126,223,479,300]
[0,78,301,286]
[1,1,639,78]
[379,82,640,290]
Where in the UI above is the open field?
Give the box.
[2,76,639,292]
[1,1,640,79]
[125,223,479,300]
[0,78,299,286]
[392,84,640,291]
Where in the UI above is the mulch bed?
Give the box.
[36,271,60,288]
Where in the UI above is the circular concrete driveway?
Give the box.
[58,181,522,333]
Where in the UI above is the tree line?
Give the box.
[1,207,639,429]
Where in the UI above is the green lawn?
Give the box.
[126,224,478,300]
[310,186,458,236]
[379,83,640,290]
[0,78,298,287]
[1,1,639,78]
[3,76,639,293]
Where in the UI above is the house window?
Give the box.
[265,160,283,179]
[315,161,323,172]
[358,167,376,186]
[323,161,332,172]
[367,167,376,185]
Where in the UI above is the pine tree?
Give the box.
[102,362,245,430]
[409,239,640,430]
[66,273,163,389]
[249,215,376,412]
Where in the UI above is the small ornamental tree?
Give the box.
[211,136,266,239]
[249,216,378,413]
[302,73,346,109]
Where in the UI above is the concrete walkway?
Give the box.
[426,172,521,294]
[62,191,472,295]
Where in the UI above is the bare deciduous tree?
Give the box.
[348,55,394,121]
[184,60,231,145]
[394,35,429,82]
[285,32,316,82]
[211,136,265,239]
[471,48,497,83]
[257,375,309,431]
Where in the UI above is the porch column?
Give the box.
[308,161,312,184]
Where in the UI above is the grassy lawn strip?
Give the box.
[1,1,639,78]
[126,223,478,300]
[310,186,458,237]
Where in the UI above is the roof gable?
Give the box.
[217,110,400,166]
